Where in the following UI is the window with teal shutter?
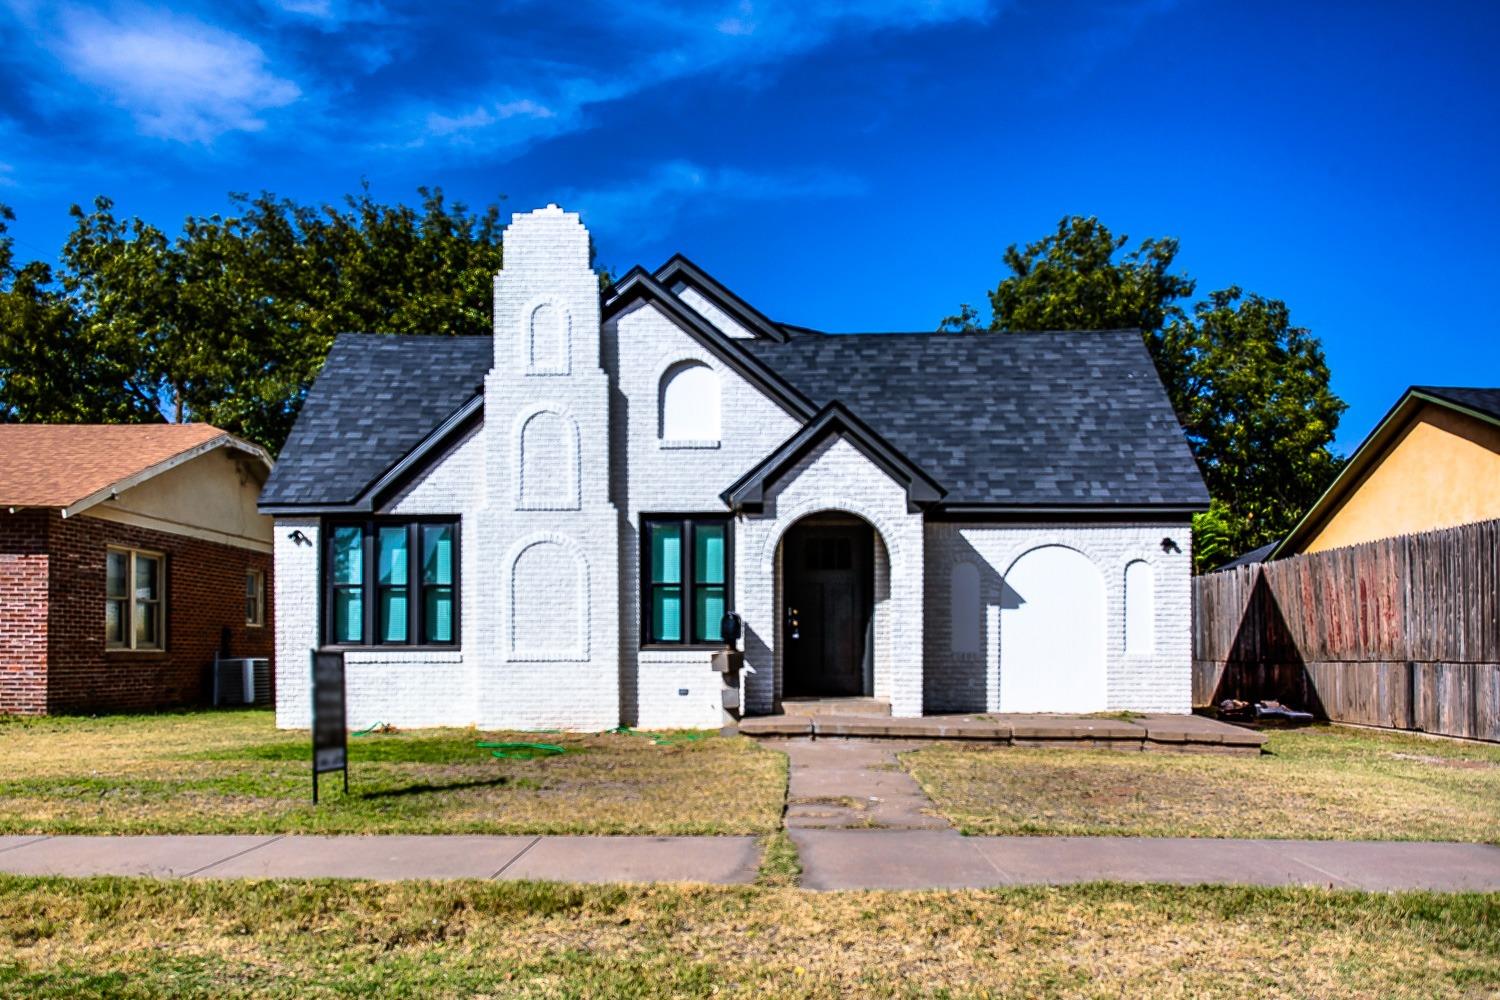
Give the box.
[422,524,455,644]
[377,526,408,642]
[325,520,459,647]
[693,523,726,642]
[331,526,364,643]
[643,517,731,646]
[649,522,682,642]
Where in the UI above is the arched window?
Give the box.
[1124,560,1155,655]
[659,362,721,443]
[950,561,981,655]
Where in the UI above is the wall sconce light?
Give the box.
[1160,537,1181,554]
[288,530,311,546]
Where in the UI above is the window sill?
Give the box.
[105,649,168,660]
[641,643,729,652]
[659,439,720,450]
[320,645,462,654]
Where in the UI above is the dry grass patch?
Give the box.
[903,724,1500,841]
[0,710,784,836]
[0,875,1495,998]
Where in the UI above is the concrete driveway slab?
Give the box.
[196,835,538,881]
[792,829,999,890]
[499,836,760,885]
[0,835,278,877]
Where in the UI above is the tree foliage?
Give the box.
[0,187,505,452]
[953,216,1346,568]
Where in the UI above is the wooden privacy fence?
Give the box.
[1194,517,1500,742]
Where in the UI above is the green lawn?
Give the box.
[1,876,1495,998]
[903,724,1500,841]
[0,710,784,836]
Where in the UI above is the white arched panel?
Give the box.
[526,302,569,375]
[508,537,588,660]
[950,561,982,655]
[516,409,580,510]
[1124,560,1155,655]
[999,545,1106,712]
[659,362,721,442]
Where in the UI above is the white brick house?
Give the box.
[259,205,1209,730]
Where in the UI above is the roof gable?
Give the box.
[1270,385,1500,557]
[0,424,268,513]
[650,254,789,342]
[740,327,1209,512]
[722,402,946,513]
[259,334,492,511]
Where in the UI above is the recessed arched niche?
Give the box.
[508,537,588,661]
[516,409,581,510]
[526,301,569,375]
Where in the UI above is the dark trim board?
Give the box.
[649,254,790,342]
[928,505,1203,523]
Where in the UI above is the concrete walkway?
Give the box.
[1,831,1497,891]
[0,834,762,885]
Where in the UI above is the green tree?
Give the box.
[0,204,148,423]
[17,186,507,452]
[953,216,1345,568]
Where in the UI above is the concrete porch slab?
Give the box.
[744,712,1265,753]
[0,835,279,877]
[196,835,538,880]
[497,836,761,885]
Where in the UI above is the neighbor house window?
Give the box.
[642,516,731,646]
[106,547,165,651]
[324,519,459,647]
[245,569,265,627]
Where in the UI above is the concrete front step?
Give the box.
[778,697,892,717]
[739,712,1265,754]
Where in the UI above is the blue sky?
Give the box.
[1,0,1496,452]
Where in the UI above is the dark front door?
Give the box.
[784,522,873,697]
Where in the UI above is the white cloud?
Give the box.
[54,7,301,143]
[408,0,998,153]
[0,162,14,188]
[425,98,555,138]
[564,160,868,240]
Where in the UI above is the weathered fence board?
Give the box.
[1194,518,1500,742]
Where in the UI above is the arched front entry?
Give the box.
[779,513,877,698]
[999,545,1106,712]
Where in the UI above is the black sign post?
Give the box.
[311,650,348,804]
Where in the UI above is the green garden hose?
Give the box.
[475,740,566,760]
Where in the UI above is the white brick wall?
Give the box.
[604,297,802,729]
[923,521,1194,714]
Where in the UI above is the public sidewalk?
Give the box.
[3,831,1499,891]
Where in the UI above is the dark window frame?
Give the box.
[321,516,461,650]
[640,514,733,650]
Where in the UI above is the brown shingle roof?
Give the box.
[0,424,236,509]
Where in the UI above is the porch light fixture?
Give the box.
[288,529,311,546]
[1160,537,1181,554]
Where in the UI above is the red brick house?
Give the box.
[0,424,274,714]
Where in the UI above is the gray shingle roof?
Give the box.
[260,334,491,508]
[742,327,1208,508]
[1414,386,1500,422]
[263,323,1208,512]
